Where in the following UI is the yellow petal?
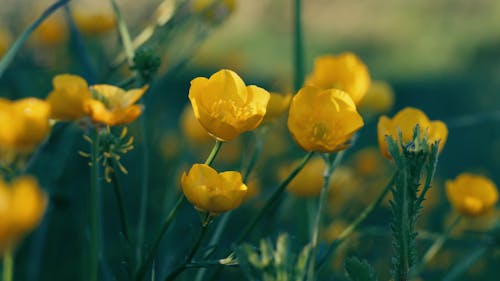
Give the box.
[47,74,91,120]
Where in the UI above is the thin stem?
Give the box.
[2,248,13,281]
[293,0,304,91]
[316,173,396,270]
[410,215,463,278]
[0,0,71,78]
[109,0,135,65]
[134,195,185,281]
[89,128,101,281]
[110,162,130,242]
[441,246,488,281]
[204,140,223,166]
[164,214,212,281]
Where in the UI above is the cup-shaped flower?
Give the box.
[287,86,364,153]
[46,74,93,121]
[263,92,292,122]
[305,52,371,104]
[189,69,270,141]
[445,173,498,216]
[181,164,247,214]
[377,107,448,159]
[86,84,148,126]
[0,98,51,151]
[0,176,47,254]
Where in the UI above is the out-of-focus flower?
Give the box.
[305,52,370,104]
[243,176,260,201]
[46,74,92,121]
[0,98,51,152]
[160,130,181,159]
[0,176,47,254]
[72,9,116,36]
[445,173,498,217]
[0,27,11,58]
[353,147,387,177]
[191,0,236,24]
[32,14,68,46]
[283,157,324,197]
[357,81,394,115]
[263,92,292,122]
[181,164,247,213]
[377,107,448,159]
[86,84,148,126]
[180,105,212,144]
[189,69,270,141]
[288,86,364,153]
[215,139,242,164]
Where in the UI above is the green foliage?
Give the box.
[344,257,378,281]
[131,47,161,85]
[386,125,440,281]
[235,233,310,281]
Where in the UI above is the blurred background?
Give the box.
[0,0,499,280]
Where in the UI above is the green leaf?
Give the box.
[345,257,378,281]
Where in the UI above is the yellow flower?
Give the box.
[263,92,292,122]
[46,74,93,121]
[180,105,212,144]
[32,14,68,46]
[0,27,12,58]
[305,52,371,104]
[189,69,270,141]
[86,84,148,126]
[72,9,116,35]
[377,107,448,159]
[0,98,51,151]
[445,173,498,217]
[287,86,364,153]
[181,164,247,213]
[0,176,47,254]
[283,157,325,197]
[357,81,394,114]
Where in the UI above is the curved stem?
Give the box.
[316,174,395,269]
[90,128,101,281]
[2,248,13,281]
[205,140,223,166]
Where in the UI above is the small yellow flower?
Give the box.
[0,98,51,151]
[32,14,68,46]
[263,92,292,122]
[85,84,148,126]
[72,9,116,36]
[305,52,371,104]
[445,173,498,217]
[46,74,93,121]
[189,69,270,141]
[180,105,212,144]
[377,107,448,159]
[0,27,12,58]
[357,81,394,114]
[287,86,364,153]
[0,176,47,254]
[181,164,247,213]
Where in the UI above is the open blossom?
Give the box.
[189,69,270,141]
[181,164,247,213]
[446,173,498,217]
[377,107,448,159]
[287,86,364,153]
[0,176,47,254]
[305,52,371,104]
[0,98,51,151]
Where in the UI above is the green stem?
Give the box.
[316,174,396,269]
[293,0,304,91]
[411,215,462,278]
[441,246,488,281]
[0,0,71,78]
[90,128,101,281]
[110,162,130,242]
[109,0,135,65]
[2,248,13,281]
[134,195,185,281]
[204,140,223,166]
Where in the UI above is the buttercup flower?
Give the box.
[305,52,371,104]
[180,105,212,144]
[445,173,498,216]
[263,92,292,122]
[0,176,47,254]
[287,86,364,153]
[86,84,148,126]
[189,69,270,141]
[0,98,51,151]
[357,80,394,115]
[181,164,247,213]
[377,107,448,159]
[46,74,93,121]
